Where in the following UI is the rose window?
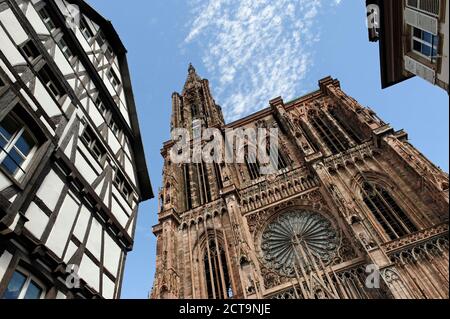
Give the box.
[261,210,339,277]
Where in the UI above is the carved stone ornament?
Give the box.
[261,210,339,277]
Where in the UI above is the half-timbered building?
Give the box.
[0,0,153,299]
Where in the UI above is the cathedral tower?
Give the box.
[151,67,449,299]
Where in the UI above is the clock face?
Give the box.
[261,210,339,277]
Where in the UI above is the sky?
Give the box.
[87,0,449,299]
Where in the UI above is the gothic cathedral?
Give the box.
[150,65,449,299]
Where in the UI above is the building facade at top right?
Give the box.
[367,0,449,93]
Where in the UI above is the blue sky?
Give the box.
[87,0,449,299]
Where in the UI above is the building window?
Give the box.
[245,147,261,180]
[362,182,418,241]
[96,31,107,47]
[105,44,114,60]
[113,170,133,203]
[58,37,74,61]
[183,164,192,211]
[21,40,40,63]
[94,95,108,117]
[94,96,121,138]
[80,126,106,165]
[309,113,350,155]
[203,238,233,299]
[110,120,120,137]
[214,163,223,190]
[0,77,5,88]
[1,269,46,299]
[196,162,211,204]
[266,138,289,171]
[37,65,64,100]
[406,0,440,16]
[0,112,38,180]
[107,69,120,89]
[329,109,363,144]
[80,18,94,41]
[37,7,56,32]
[412,27,439,62]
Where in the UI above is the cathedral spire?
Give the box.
[170,65,225,129]
[184,63,202,91]
[188,63,196,73]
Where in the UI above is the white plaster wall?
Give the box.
[0,250,13,282]
[0,8,28,45]
[79,254,100,292]
[103,233,121,275]
[63,241,78,264]
[73,206,90,242]
[25,2,50,36]
[33,81,62,117]
[53,48,73,77]
[24,202,49,240]
[0,173,12,191]
[112,187,132,216]
[36,169,65,211]
[102,275,115,299]
[0,23,27,67]
[86,218,102,261]
[46,193,79,258]
[110,196,129,228]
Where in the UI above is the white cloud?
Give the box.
[185,0,343,122]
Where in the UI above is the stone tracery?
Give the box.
[261,210,339,277]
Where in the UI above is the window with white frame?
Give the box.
[412,27,439,62]
[113,170,133,203]
[0,112,38,180]
[1,269,46,299]
[37,65,64,100]
[96,31,107,48]
[58,36,74,61]
[21,40,40,63]
[93,96,121,138]
[80,17,94,41]
[37,7,56,32]
[107,68,120,89]
[94,95,108,117]
[80,125,106,165]
[110,120,120,137]
[406,0,440,16]
[105,44,114,60]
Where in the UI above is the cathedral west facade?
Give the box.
[0,0,152,299]
[151,65,449,299]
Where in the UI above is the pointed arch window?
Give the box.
[244,146,261,180]
[362,182,418,240]
[329,108,363,144]
[309,112,350,154]
[183,164,192,211]
[203,238,233,299]
[196,161,212,204]
[267,140,289,171]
